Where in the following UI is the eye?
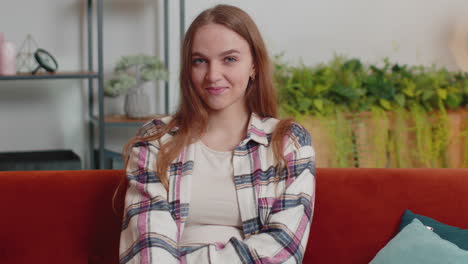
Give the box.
[225,56,237,63]
[192,58,207,65]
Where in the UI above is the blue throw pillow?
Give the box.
[400,209,468,250]
[370,218,468,264]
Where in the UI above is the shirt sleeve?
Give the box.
[183,124,316,264]
[119,140,181,264]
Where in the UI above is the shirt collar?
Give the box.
[167,112,272,146]
[239,112,271,147]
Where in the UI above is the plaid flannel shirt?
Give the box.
[120,113,316,264]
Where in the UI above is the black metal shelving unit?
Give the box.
[0,0,104,169]
[94,0,186,169]
[0,0,186,169]
[0,72,99,80]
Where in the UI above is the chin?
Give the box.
[203,98,246,113]
[206,104,228,112]
[201,99,225,111]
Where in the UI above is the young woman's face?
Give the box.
[190,23,254,113]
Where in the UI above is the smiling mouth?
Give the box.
[206,87,227,95]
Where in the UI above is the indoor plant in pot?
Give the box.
[104,54,168,118]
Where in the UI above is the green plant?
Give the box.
[275,55,468,168]
[371,107,390,167]
[330,110,354,167]
[276,55,468,116]
[104,54,168,97]
[389,108,411,168]
[410,104,433,167]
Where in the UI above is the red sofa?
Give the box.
[1,168,467,264]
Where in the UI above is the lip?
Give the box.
[206,86,227,95]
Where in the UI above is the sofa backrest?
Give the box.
[305,168,468,264]
[0,168,467,264]
[0,170,126,264]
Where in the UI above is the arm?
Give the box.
[119,141,180,264]
[184,126,316,264]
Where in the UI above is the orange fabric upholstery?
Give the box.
[0,168,467,264]
[0,170,127,264]
[305,168,468,263]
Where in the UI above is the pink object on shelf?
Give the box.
[0,32,4,74]
[0,40,17,75]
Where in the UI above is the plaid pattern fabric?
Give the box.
[120,113,316,264]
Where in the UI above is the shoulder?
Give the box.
[274,119,313,158]
[259,116,311,148]
[254,116,281,134]
[287,122,312,149]
[127,115,176,151]
[127,116,174,169]
[136,115,175,138]
[283,122,315,174]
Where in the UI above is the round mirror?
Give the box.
[32,48,58,74]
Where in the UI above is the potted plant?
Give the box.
[105,54,168,118]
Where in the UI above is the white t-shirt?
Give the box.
[179,140,243,246]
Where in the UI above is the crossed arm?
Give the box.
[119,135,315,264]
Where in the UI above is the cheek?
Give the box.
[234,68,251,88]
[227,64,249,82]
[190,69,203,89]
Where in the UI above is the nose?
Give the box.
[205,61,222,83]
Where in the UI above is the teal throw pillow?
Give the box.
[370,218,468,264]
[400,209,468,250]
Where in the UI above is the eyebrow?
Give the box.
[192,49,241,57]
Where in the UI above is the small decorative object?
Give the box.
[105,54,168,118]
[0,40,17,75]
[16,34,40,73]
[0,32,4,73]
[31,48,58,74]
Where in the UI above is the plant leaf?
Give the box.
[395,94,406,107]
[436,89,447,100]
[313,99,324,111]
[379,98,392,110]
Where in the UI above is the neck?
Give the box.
[206,106,250,135]
[200,105,251,151]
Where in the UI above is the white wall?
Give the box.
[186,0,468,68]
[0,0,167,167]
[0,0,87,163]
[1,0,467,168]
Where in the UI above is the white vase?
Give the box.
[124,87,151,118]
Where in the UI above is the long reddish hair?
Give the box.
[122,4,293,191]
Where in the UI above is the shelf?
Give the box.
[0,71,99,80]
[0,0,105,169]
[0,0,182,169]
[92,148,124,169]
[91,114,161,127]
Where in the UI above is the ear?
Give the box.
[250,65,256,78]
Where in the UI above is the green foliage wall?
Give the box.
[275,56,468,168]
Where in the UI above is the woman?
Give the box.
[119,4,315,264]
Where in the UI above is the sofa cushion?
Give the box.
[370,218,468,264]
[400,209,468,250]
